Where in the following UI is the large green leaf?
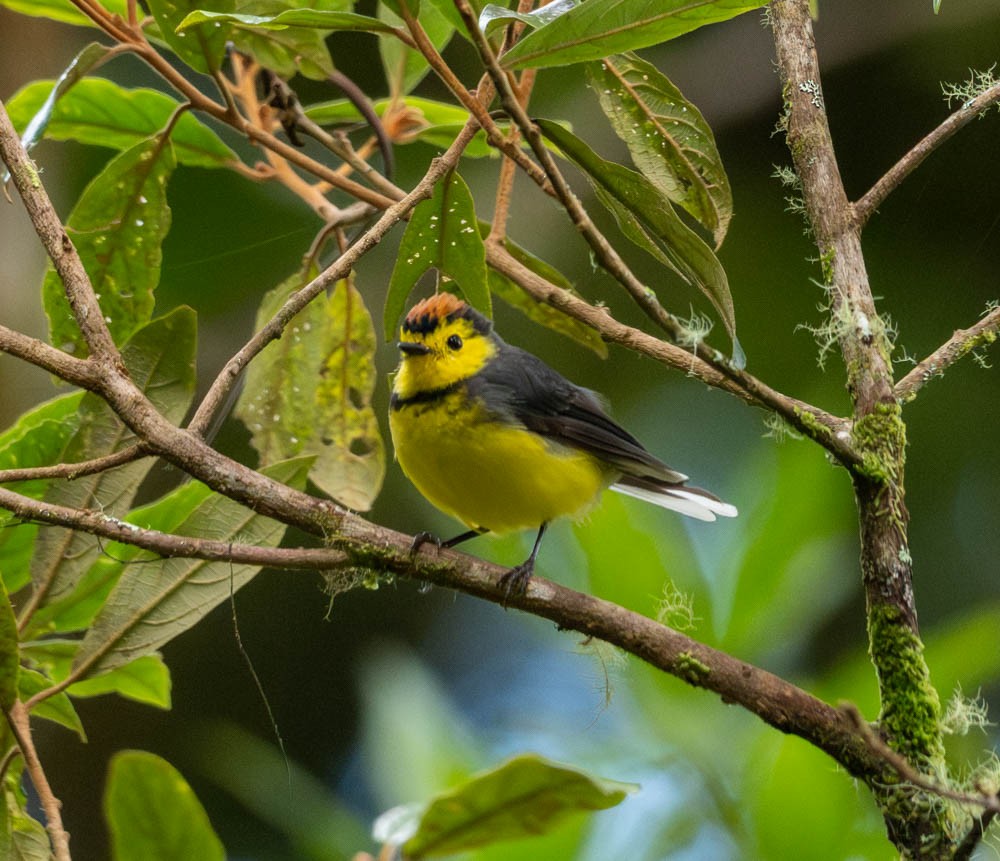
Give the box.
[42,137,176,357]
[384,169,491,340]
[536,119,741,361]
[71,458,310,678]
[374,754,637,857]
[236,269,385,511]
[0,393,83,593]
[105,751,225,861]
[500,0,767,70]
[7,78,238,169]
[26,310,197,636]
[379,0,454,98]
[588,53,732,247]
[147,0,235,74]
[0,0,128,26]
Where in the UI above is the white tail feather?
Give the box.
[611,483,738,522]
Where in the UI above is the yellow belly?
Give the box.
[390,391,609,534]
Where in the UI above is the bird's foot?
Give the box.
[410,531,442,554]
[497,559,534,607]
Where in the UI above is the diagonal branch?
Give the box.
[854,77,1000,228]
[0,479,882,784]
[894,304,1000,404]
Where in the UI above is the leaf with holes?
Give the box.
[7,78,237,169]
[589,53,732,247]
[71,458,310,679]
[500,0,766,70]
[236,268,385,511]
[42,137,176,358]
[384,170,490,340]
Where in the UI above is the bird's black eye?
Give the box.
[446,334,463,351]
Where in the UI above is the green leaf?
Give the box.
[0,796,50,861]
[178,7,399,33]
[479,223,607,356]
[306,96,493,157]
[236,270,385,511]
[42,137,176,357]
[105,751,225,861]
[0,581,18,711]
[68,654,172,708]
[478,0,576,35]
[536,118,740,360]
[384,170,491,340]
[375,754,637,857]
[588,53,732,247]
[147,0,234,74]
[71,458,310,678]
[26,310,197,636]
[210,0,340,80]
[0,0,128,26]
[7,78,238,169]
[500,0,767,70]
[18,667,86,740]
[0,393,83,593]
[7,43,113,177]
[379,0,454,97]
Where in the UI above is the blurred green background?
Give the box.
[1,2,999,858]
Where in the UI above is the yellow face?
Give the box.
[394,314,496,399]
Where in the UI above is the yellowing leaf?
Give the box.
[237,269,385,511]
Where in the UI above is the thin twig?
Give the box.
[0,445,148,484]
[5,702,72,861]
[854,79,1000,228]
[894,304,1000,403]
[842,703,1000,815]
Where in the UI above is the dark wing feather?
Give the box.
[467,342,687,484]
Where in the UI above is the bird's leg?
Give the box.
[498,522,548,604]
[410,528,484,554]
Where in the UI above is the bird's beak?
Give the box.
[398,341,432,356]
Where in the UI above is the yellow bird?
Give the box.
[389,293,737,596]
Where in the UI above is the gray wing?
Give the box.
[467,342,688,484]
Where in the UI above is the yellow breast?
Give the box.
[389,390,609,534]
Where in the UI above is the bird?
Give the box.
[388,293,737,598]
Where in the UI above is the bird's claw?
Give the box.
[497,560,534,608]
[410,531,442,554]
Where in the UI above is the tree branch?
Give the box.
[0,479,883,783]
[894,304,1000,404]
[854,77,1000,228]
[5,702,71,861]
[772,0,957,852]
[0,100,122,367]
